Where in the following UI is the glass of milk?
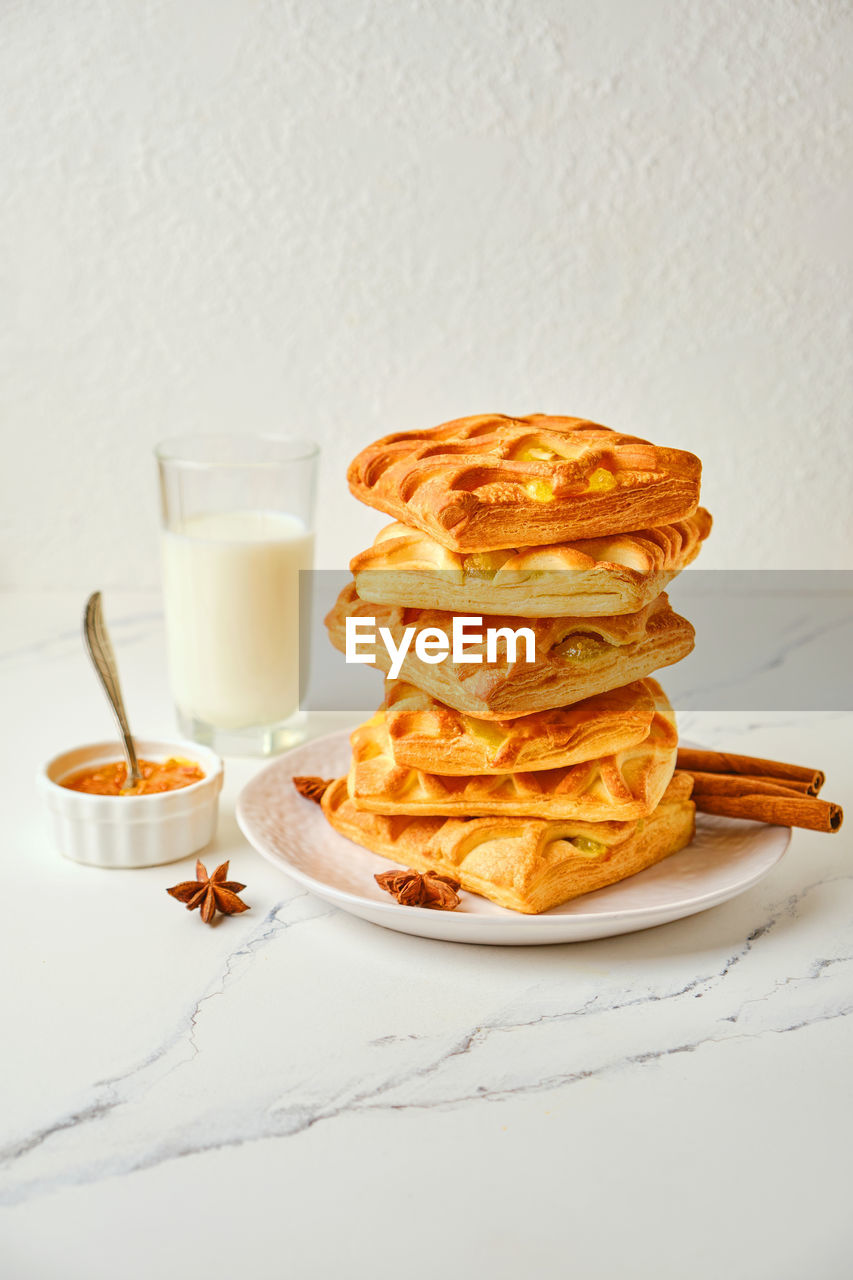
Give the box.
[155,436,318,756]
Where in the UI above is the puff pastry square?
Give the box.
[347,413,702,551]
[325,581,695,719]
[351,508,711,617]
[348,679,677,821]
[323,772,696,914]
[383,678,660,775]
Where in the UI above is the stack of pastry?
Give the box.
[321,413,711,914]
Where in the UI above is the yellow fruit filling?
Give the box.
[466,719,509,756]
[559,634,609,662]
[587,467,616,493]
[514,445,560,462]
[570,836,608,857]
[463,550,513,580]
[525,480,555,503]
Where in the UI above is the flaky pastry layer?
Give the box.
[348,679,677,821]
[323,772,696,914]
[347,413,702,552]
[325,582,695,719]
[383,678,659,774]
[352,509,712,617]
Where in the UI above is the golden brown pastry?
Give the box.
[325,582,694,719]
[351,509,712,617]
[383,678,659,774]
[348,679,677,821]
[347,413,702,551]
[322,772,696,914]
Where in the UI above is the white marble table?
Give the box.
[1,593,851,1279]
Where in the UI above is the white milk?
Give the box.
[161,510,314,729]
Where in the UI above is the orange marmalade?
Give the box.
[61,758,205,796]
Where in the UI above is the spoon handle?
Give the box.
[83,592,141,787]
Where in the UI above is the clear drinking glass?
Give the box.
[155,436,319,756]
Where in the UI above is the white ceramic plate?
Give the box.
[236,731,791,945]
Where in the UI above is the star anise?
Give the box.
[293,775,333,805]
[375,868,461,910]
[167,860,250,924]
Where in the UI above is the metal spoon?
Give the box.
[83,591,142,793]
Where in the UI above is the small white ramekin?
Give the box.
[39,739,224,869]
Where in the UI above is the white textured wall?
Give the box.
[2,0,851,585]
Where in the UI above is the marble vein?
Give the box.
[678,607,853,708]
[0,891,333,1190]
[2,872,851,1205]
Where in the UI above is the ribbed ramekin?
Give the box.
[39,739,224,868]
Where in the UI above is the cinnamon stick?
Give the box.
[676,748,825,796]
[692,792,842,834]
[739,774,814,795]
[688,772,810,800]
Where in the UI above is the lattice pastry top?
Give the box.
[347,679,678,822]
[382,678,660,775]
[325,581,694,718]
[348,413,702,551]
